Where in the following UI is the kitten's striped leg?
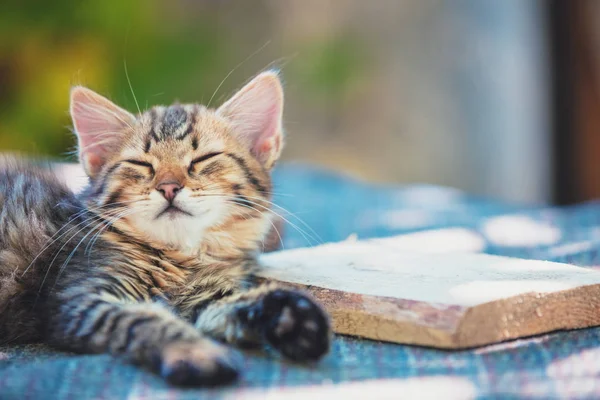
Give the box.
[194,284,331,361]
[46,292,238,386]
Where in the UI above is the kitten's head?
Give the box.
[70,71,284,254]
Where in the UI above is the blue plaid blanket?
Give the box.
[1,163,599,399]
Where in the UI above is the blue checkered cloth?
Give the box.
[1,164,599,399]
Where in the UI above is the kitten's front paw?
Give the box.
[242,289,331,362]
[158,339,238,387]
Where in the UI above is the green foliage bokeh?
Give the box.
[0,1,231,159]
[0,1,367,161]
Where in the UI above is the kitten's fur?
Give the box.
[0,71,330,386]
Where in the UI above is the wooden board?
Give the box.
[258,234,600,349]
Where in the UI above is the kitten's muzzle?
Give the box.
[156,182,182,202]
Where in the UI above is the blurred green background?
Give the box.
[0,1,365,156]
[0,0,552,203]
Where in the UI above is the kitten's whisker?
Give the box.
[81,208,129,260]
[73,200,141,212]
[229,202,285,251]
[35,208,130,298]
[206,40,271,108]
[124,59,141,115]
[87,200,142,211]
[80,208,140,264]
[45,208,138,295]
[267,218,284,251]
[196,181,294,198]
[197,193,319,246]
[236,199,318,246]
[221,193,323,244]
[85,204,148,256]
[217,200,283,251]
[269,192,295,197]
[40,207,130,267]
[85,214,123,257]
[36,215,106,296]
[197,193,322,246]
[20,206,130,277]
[262,212,284,251]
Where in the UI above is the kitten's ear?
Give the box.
[217,71,284,169]
[70,86,136,178]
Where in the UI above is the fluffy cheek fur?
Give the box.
[128,189,229,251]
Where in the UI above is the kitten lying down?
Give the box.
[0,71,331,386]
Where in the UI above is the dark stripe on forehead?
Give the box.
[148,109,159,142]
[144,138,151,153]
[183,107,196,138]
[161,105,189,139]
[225,153,267,195]
[191,136,198,150]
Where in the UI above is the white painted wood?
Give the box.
[365,228,485,253]
[259,236,600,307]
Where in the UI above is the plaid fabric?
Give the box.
[1,164,599,399]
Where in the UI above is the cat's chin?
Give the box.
[128,208,224,253]
[155,205,194,220]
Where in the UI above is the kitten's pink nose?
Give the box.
[156,182,182,202]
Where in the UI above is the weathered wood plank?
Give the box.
[259,235,600,348]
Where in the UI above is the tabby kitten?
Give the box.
[0,71,331,386]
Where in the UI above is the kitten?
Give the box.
[0,71,331,386]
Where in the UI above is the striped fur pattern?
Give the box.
[0,72,331,386]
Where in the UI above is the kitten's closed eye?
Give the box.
[188,152,222,173]
[190,152,222,165]
[123,159,155,176]
[124,159,153,168]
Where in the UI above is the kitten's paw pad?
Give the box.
[260,289,331,362]
[159,340,238,387]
